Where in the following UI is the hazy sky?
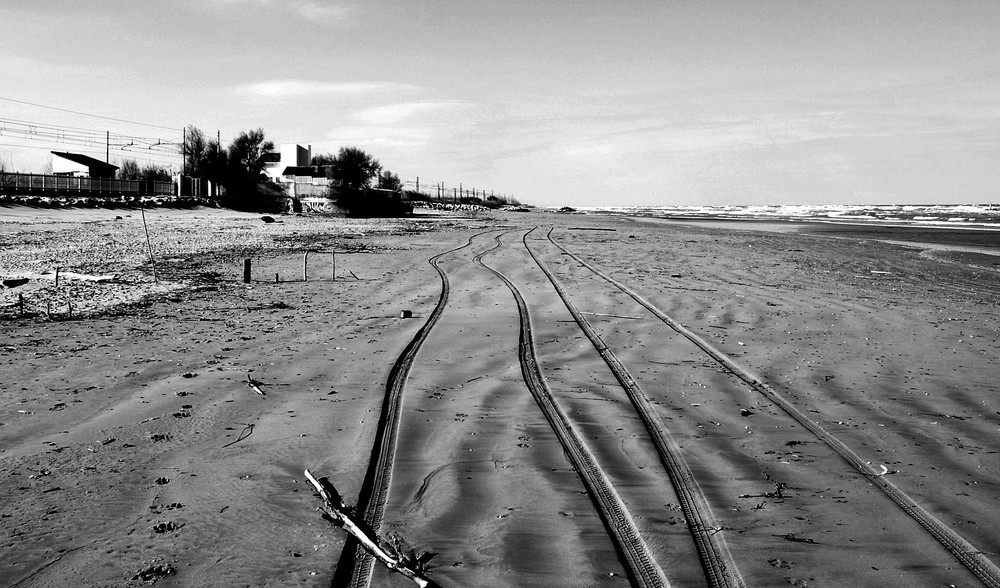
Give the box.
[2,0,999,206]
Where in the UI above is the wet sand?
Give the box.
[2,207,999,587]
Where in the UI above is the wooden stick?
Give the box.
[303,470,441,588]
[140,205,158,283]
[243,259,252,284]
[246,373,265,395]
[303,251,309,282]
[332,251,336,282]
[18,293,23,317]
[54,267,60,289]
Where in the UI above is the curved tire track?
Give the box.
[523,229,745,588]
[546,229,1000,588]
[333,231,495,588]
[476,231,670,588]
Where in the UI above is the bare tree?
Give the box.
[118,159,142,180]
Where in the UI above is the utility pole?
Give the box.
[105,131,109,169]
[182,126,186,176]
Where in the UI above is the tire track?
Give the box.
[332,230,496,588]
[522,229,745,588]
[546,229,1000,588]
[476,231,670,588]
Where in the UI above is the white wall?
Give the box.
[280,144,311,168]
[51,155,89,176]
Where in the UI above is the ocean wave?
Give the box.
[574,204,1000,229]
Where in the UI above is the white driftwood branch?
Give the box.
[246,373,265,395]
[303,469,440,588]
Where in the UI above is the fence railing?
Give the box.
[0,172,175,196]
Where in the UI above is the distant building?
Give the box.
[263,144,312,182]
[51,151,118,179]
[264,144,333,198]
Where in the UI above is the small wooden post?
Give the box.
[243,259,251,284]
[54,266,60,288]
[67,298,73,318]
[332,251,336,282]
[18,293,24,317]
[275,272,280,283]
[303,251,309,282]
[46,300,51,320]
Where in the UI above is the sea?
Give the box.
[576,204,1000,230]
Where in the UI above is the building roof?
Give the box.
[282,166,327,178]
[51,151,119,171]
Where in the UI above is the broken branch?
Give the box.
[303,469,442,588]
[246,373,265,396]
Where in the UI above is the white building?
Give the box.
[263,144,312,182]
[263,144,334,198]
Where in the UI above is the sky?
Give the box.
[2,0,1000,207]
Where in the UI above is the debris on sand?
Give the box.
[132,563,176,582]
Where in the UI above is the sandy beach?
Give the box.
[2,205,999,587]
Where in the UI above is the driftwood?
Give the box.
[245,373,265,395]
[303,470,442,588]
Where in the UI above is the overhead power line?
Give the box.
[0,141,181,167]
[0,95,182,132]
[0,116,181,144]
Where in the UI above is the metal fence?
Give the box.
[0,172,174,196]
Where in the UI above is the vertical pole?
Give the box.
[243,259,252,283]
[216,130,221,198]
[416,176,419,193]
[55,266,60,289]
[182,126,187,176]
[106,131,109,170]
[140,205,158,283]
[332,251,336,282]
[18,293,24,317]
[303,251,309,282]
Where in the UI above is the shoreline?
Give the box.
[626,214,1000,257]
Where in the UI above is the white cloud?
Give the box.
[235,79,420,99]
[321,126,430,149]
[292,1,351,24]
[197,0,352,25]
[353,101,478,125]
